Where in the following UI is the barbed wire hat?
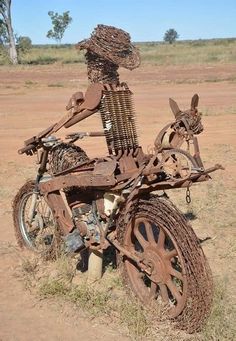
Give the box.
[76,24,141,70]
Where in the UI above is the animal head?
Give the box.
[169,94,203,134]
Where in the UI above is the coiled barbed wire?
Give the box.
[77,24,140,71]
[85,51,119,84]
[48,143,89,175]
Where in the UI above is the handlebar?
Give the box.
[18,143,37,155]
[65,131,104,140]
[18,136,58,155]
[18,131,105,155]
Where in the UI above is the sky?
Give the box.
[11,0,236,44]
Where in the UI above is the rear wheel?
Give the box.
[13,180,60,256]
[118,196,213,332]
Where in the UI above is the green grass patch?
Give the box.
[68,284,111,314]
[119,300,149,337]
[39,279,68,297]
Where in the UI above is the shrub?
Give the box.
[17,36,32,54]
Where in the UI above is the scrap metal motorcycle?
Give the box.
[13,25,222,333]
[13,87,222,332]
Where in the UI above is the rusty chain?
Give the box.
[186,186,191,204]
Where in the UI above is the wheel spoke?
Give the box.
[165,248,178,260]
[159,283,169,303]
[121,200,191,319]
[144,221,156,245]
[168,266,183,281]
[176,163,183,175]
[28,230,38,239]
[165,161,176,171]
[149,281,158,299]
[157,228,165,249]
[166,278,182,303]
[134,224,148,249]
[178,164,187,177]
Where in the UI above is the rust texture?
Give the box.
[99,84,138,154]
[14,24,224,333]
[85,50,120,84]
[77,24,140,84]
[48,143,89,175]
[116,196,213,333]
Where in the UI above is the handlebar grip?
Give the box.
[18,144,36,155]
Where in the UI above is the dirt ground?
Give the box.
[0,62,236,340]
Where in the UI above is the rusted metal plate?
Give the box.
[64,108,97,128]
[79,83,103,111]
[139,174,210,193]
[66,91,84,110]
[39,172,116,194]
[93,160,117,176]
[45,191,74,234]
[119,154,137,173]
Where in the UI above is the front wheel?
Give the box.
[13,180,60,255]
[118,196,213,333]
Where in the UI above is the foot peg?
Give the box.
[64,229,85,253]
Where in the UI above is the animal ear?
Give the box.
[191,94,199,109]
[169,98,181,118]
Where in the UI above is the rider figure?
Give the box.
[77,24,140,84]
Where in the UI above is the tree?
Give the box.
[47,11,72,43]
[17,36,32,54]
[163,28,179,44]
[0,18,7,44]
[0,0,18,63]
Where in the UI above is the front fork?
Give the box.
[38,148,74,234]
[28,148,72,234]
[28,191,38,223]
[27,189,51,226]
[27,148,49,224]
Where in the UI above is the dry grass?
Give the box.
[137,39,236,65]
[202,106,236,116]
[19,254,150,338]
[16,243,236,341]
[202,280,236,341]
[1,39,236,66]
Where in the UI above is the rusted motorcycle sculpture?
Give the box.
[13,25,222,333]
